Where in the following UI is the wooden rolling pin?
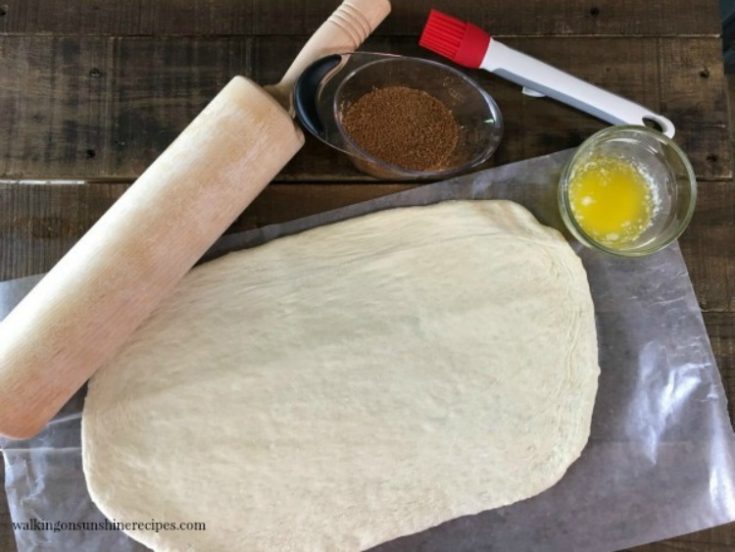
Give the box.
[0,0,391,440]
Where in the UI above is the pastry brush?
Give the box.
[419,9,674,137]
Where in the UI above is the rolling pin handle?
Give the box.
[274,0,391,104]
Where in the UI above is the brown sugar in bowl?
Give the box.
[332,56,503,180]
[341,86,460,173]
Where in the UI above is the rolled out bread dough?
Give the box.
[82,200,599,552]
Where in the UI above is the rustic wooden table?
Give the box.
[1,1,734,550]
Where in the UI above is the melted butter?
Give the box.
[568,157,655,247]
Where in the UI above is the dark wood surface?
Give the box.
[0,0,722,36]
[0,35,730,181]
[1,1,734,550]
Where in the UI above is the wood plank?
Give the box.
[0,35,252,181]
[0,0,720,37]
[629,522,735,551]
[2,178,734,314]
[0,36,729,181]
[679,181,735,313]
[0,180,124,280]
[658,38,731,181]
[704,312,735,429]
[0,181,416,279]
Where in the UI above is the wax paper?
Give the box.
[2,149,735,552]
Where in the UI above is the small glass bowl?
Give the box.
[558,126,697,257]
[333,56,503,180]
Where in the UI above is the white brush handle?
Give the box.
[482,40,675,138]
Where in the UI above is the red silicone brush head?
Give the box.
[419,9,491,69]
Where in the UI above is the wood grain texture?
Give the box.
[0,181,124,280]
[0,181,416,279]
[2,177,733,312]
[704,313,735,430]
[679,181,735,313]
[0,36,730,181]
[0,0,721,37]
[629,522,735,551]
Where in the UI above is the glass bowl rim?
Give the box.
[333,55,504,180]
[557,125,698,258]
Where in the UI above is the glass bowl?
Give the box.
[558,126,697,257]
[333,56,503,180]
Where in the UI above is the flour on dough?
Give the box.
[82,200,599,552]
